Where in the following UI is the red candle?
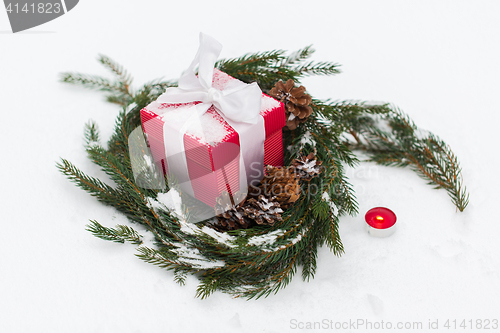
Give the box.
[365,207,397,237]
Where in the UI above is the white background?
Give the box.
[1,1,499,332]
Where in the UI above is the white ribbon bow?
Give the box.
[156,33,262,124]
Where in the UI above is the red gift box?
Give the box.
[141,70,285,207]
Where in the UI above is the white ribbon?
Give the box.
[157,34,262,123]
[155,33,266,205]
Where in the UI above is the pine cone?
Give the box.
[214,191,252,231]
[213,191,283,231]
[269,79,313,130]
[258,165,300,209]
[243,195,283,226]
[292,153,322,180]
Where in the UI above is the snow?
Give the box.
[261,231,304,252]
[1,1,500,332]
[247,229,285,247]
[86,141,100,148]
[125,102,137,113]
[322,191,339,217]
[179,219,199,235]
[143,154,153,168]
[147,189,185,219]
[260,94,281,113]
[171,244,225,269]
[145,200,239,248]
[149,101,230,146]
[277,233,303,250]
[300,130,316,148]
[258,196,273,210]
[315,112,335,128]
[298,159,318,174]
[199,224,237,248]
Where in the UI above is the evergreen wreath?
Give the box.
[58,46,469,299]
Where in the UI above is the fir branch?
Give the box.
[313,99,392,135]
[307,129,359,216]
[86,220,143,245]
[136,246,176,269]
[136,246,196,271]
[57,157,148,232]
[195,276,221,300]
[86,145,134,187]
[106,94,133,106]
[56,158,123,205]
[294,60,341,76]
[174,270,187,286]
[326,216,343,256]
[300,238,318,282]
[106,109,135,158]
[217,46,340,92]
[83,142,166,230]
[216,49,286,69]
[262,252,299,299]
[96,55,133,97]
[98,54,133,88]
[84,121,100,147]
[349,108,470,211]
[60,73,119,92]
[281,45,315,66]
[132,79,176,108]
[61,56,136,107]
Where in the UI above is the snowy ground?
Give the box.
[1,1,499,332]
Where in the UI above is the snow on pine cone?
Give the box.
[292,152,322,180]
[243,195,283,226]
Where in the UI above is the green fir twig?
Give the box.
[345,107,469,211]
[86,220,143,245]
